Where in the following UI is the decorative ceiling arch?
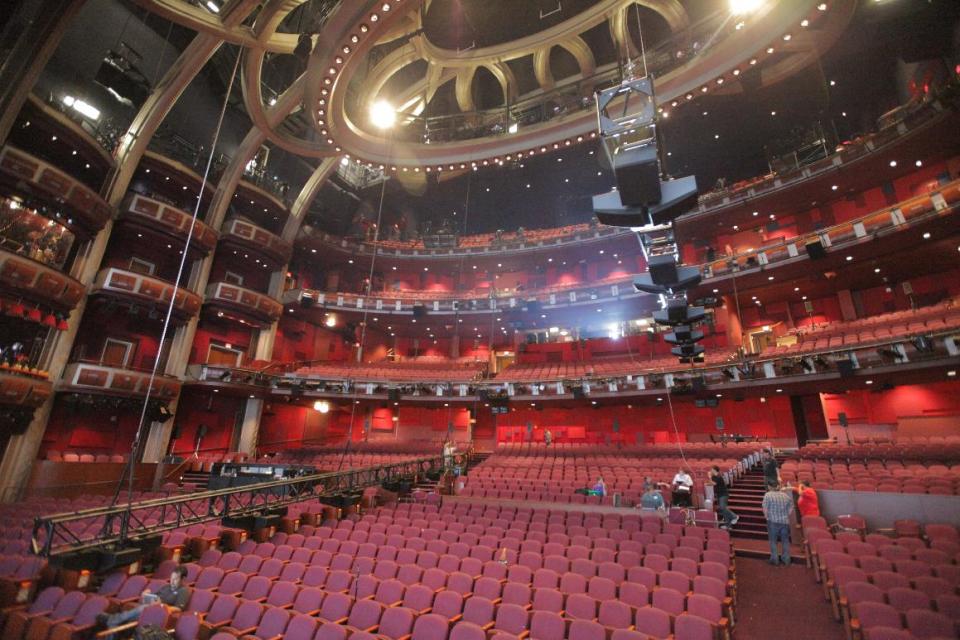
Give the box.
[533,36,597,91]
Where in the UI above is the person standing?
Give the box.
[709,465,739,529]
[763,450,780,486]
[793,480,820,518]
[671,468,694,507]
[639,478,666,515]
[762,481,794,566]
[544,429,552,446]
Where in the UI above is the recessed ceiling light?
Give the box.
[865,380,873,385]
[922,232,931,239]
[846,256,853,261]
[915,160,922,167]
[889,160,897,168]
[831,185,838,191]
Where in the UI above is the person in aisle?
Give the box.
[762,481,794,566]
[544,429,552,446]
[709,465,739,529]
[763,450,781,486]
[792,479,820,517]
[671,467,694,507]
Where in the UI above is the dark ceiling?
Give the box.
[308,0,960,238]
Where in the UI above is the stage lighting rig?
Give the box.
[591,74,703,365]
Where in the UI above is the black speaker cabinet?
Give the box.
[806,240,826,260]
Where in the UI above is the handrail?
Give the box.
[32,455,443,557]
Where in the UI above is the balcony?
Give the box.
[120,193,218,253]
[0,370,53,408]
[298,223,632,260]
[283,274,644,317]
[699,178,960,287]
[0,145,112,232]
[60,361,181,399]
[91,267,202,321]
[0,246,85,311]
[221,218,292,264]
[204,281,282,326]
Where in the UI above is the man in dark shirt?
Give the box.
[98,566,190,633]
[762,450,780,486]
[709,465,739,529]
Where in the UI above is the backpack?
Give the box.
[136,625,172,640]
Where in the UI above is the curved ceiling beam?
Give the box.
[325,0,855,168]
[362,40,425,105]
[282,158,338,243]
[129,0,301,52]
[486,62,518,105]
[609,4,639,61]
[418,0,688,68]
[532,48,555,92]
[104,0,263,208]
[455,67,477,113]
[240,0,335,158]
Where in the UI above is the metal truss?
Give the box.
[33,455,442,558]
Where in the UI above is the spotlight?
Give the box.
[314,400,330,414]
[729,0,763,15]
[369,99,396,129]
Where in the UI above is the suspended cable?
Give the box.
[632,3,649,78]
[110,45,244,509]
[336,145,391,472]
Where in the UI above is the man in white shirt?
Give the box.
[671,468,694,507]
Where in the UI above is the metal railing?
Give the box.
[32,455,443,557]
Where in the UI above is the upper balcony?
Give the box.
[204,281,283,327]
[221,218,292,265]
[0,145,112,234]
[696,178,960,297]
[0,246,86,312]
[59,361,181,400]
[675,95,960,241]
[119,193,218,254]
[14,94,116,181]
[90,267,202,322]
[298,223,633,261]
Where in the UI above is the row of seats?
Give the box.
[42,452,127,463]
[801,515,960,640]
[781,459,960,495]
[373,223,598,251]
[292,360,486,383]
[495,351,735,383]
[795,443,960,464]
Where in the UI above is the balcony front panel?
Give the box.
[60,362,181,399]
[0,145,112,232]
[0,370,53,408]
[121,194,218,253]
[205,281,282,325]
[284,275,642,317]
[0,247,86,310]
[222,219,292,263]
[92,267,202,319]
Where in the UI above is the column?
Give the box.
[0,220,115,501]
[236,398,264,456]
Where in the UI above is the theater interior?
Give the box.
[0,0,959,638]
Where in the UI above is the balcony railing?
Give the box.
[221,218,292,263]
[681,95,958,223]
[91,267,202,320]
[0,246,86,311]
[121,193,218,253]
[60,361,181,399]
[284,275,641,316]
[701,178,960,280]
[0,370,53,408]
[299,223,631,259]
[186,330,960,403]
[205,281,283,325]
[0,145,112,232]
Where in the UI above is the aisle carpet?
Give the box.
[733,557,846,640]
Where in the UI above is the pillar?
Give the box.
[236,398,264,455]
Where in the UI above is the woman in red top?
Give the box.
[794,480,820,517]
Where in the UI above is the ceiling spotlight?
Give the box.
[729,0,763,14]
[369,99,396,129]
[314,400,330,414]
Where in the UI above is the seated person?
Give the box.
[589,476,607,497]
[639,478,666,514]
[98,566,190,632]
[671,467,694,507]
